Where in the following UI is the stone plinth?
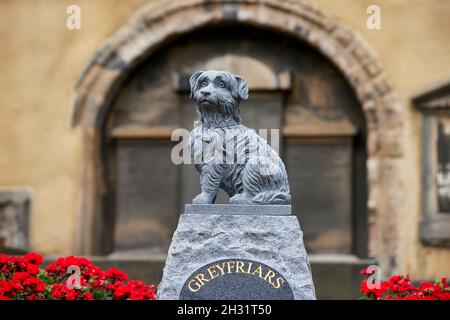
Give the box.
[184,204,291,215]
[158,205,315,300]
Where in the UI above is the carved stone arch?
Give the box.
[72,0,403,271]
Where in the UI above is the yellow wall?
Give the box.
[315,0,450,280]
[0,0,449,279]
[0,0,148,253]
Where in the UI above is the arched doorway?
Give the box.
[104,24,367,258]
[72,1,402,281]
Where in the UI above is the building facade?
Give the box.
[1,0,449,298]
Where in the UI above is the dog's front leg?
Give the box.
[193,164,225,204]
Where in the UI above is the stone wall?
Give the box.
[0,189,31,250]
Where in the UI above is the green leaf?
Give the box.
[38,270,54,286]
[91,289,111,300]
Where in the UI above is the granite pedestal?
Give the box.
[157,204,316,300]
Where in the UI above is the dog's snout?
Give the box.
[200,89,211,96]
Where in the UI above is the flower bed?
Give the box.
[360,269,449,300]
[0,253,156,300]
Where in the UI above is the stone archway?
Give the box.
[71,0,403,272]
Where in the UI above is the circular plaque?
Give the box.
[179,258,294,300]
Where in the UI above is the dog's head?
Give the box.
[189,70,249,125]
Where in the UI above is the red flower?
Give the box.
[113,286,129,300]
[0,254,9,265]
[25,263,40,275]
[65,289,79,301]
[23,278,46,293]
[51,284,67,299]
[360,269,449,300]
[84,292,94,300]
[23,253,43,266]
[1,252,157,300]
[85,265,105,279]
[106,268,129,282]
[12,272,31,283]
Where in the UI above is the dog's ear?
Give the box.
[234,76,249,101]
[189,71,204,99]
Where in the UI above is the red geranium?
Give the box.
[23,252,43,265]
[106,268,129,282]
[0,252,156,300]
[360,269,450,300]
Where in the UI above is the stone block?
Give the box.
[0,189,31,250]
[158,206,315,300]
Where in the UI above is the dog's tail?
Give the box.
[243,156,291,205]
[251,191,291,205]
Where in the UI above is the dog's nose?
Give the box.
[200,90,211,96]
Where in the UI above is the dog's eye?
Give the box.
[200,80,208,87]
[218,81,225,88]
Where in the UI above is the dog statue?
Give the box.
[188,70,291,205]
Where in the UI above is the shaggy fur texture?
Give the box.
[188,70,291,205]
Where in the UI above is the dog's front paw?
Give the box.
[192,192,215,204]
[230,193,252,204]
